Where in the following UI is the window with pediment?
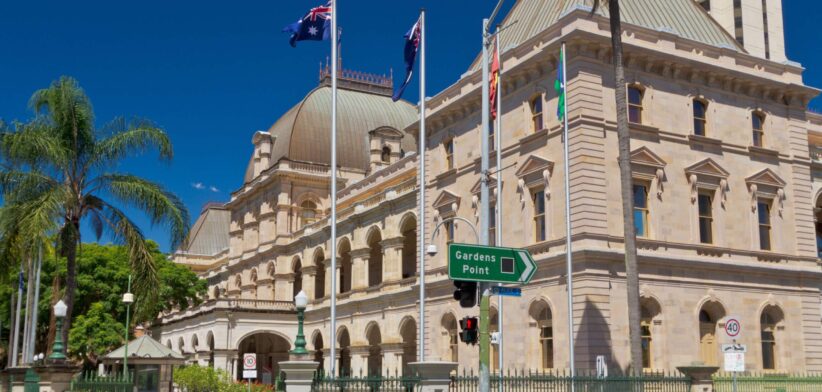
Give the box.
[516,156,553,243]
[686,158,730,245]
[746,168,786,251]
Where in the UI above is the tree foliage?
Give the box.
[0,76,191,342]
[174,365,275,392]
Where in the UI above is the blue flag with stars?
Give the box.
[283,2,332,47]
[392,17,421,102]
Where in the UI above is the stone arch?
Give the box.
[166,340,172,349]
[528,298,554,369]
[338,237,352,293]
[760,304,785,370]
[337,326,352,375]
[266,261,276,278]
[399,316,417,373]
[206,331,215,367]
[366,226,383,287]
[213,286,221,299]
[399,213,417,279]
[440,312,458,362]
[365,322,383,376]
[697,299,726,366]
[191,334,200,352]
[236,331,292,380]
[313,248,326,299]
[178,337,186,354]
[292,256,303,299]
[250,268,258,298]
[311,330,325,371]
[640,295,663,370]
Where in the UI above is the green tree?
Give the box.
[68,302,124,365]
[0,76,190,344]
[590,0,643,374]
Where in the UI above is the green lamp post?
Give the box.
[122,275,134,376]
[48,300,68,362]
[290,291,309,356]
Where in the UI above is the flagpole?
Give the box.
[330,0,339,377]
[561,41,576,380]
[11,264,23,367]
[494,26,503,379]
[417,8,427,364]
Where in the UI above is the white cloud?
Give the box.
[209,186,220,193]
[191,182,205,190]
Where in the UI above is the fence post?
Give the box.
[278,360,319,392]
[409,362,458,392]
[677,365,719,392]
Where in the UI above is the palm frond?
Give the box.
[28,76,95,156]
[92,118,173,167]
[0,121,71,168]
[0,169,60,203]
[0,185,67,268]
[94,174,190,249]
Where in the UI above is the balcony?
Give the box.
[160,298,295,323]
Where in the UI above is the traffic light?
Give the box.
[453,280,477,308]
[459,316,478,345]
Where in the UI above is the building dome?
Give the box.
[250,77,417,181]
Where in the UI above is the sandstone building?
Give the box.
[154,0,822,379]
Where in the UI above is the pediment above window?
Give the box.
[516,155,553,206]
[746,168,786,215]
[685,158,730,205]
[368,126,404,139]
[630,147,666,170]
[433,190,461,212]
[745,168,786,189]
[684,158,729,180]
[515,155,554,178]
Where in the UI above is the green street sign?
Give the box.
[448,243,537,284]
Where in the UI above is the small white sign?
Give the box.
[243,353,257,379]
[490,332,500,345]
[724,317,742,339]
[724,352,745,372]
[722,344,747,353]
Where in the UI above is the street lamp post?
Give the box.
[122,275,134,376]
[48,300,68,362]
[290,291,309,357]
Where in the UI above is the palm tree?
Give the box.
[0,76,190,344]
[590,0,642,374]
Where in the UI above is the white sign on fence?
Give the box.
[724,352,745,372]
[243,353,257,379]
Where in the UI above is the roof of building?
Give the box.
[254,75,418,179]
[470,0,743,72]
[177,204,229,256]
[103,335,184,363]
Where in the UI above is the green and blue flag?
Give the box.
[554,48,565,121]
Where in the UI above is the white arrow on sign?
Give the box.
[517,250,535,283]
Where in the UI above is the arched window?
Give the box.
[366,324,383,376]
[442,314,458,362]
[760,306,783,370]
[339,239,352,293]
[640,299,662,370]
[381,146,391,163]
[401,216,417,279]
[530,95,544,132]
[399,318,417,374]
[367,229,383,287]
[530,301,553,369]
[300,200,318,228]
[235,274,242,290]
[338,328,352,376]
[312,333,324,371]
[698,302,725,366]
[213,286,220,299]
[752,111,765,147]
[628,85,644,124]
[292,258,302,299]
[693,99,707,136]
[314,250,326,299]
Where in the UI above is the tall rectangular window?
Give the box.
[752,112,765,147]
[533,190,546,242]
[734,0,744,45]
[445,221,454,245]
[540,322,554,369]
[698,193,714,244]
[758,199,772,250]
[693,99,707,136]
[444,140,454,170]
[530,96,543,132]
[633,183,649,237]
[628,86,643,124]
[641,322,652,369]
[449,330,458,362]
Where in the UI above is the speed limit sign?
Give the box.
[243,353,257,379]
[725,317,742,339]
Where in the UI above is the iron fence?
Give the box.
[70,372,133,392]
[714,372,822,392]
[311,370,421,392]
[450,369,691,392]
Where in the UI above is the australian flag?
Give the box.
[392,17,421,102]
[283,2,332,47]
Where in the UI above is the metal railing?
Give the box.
[450,369,691,392]
[714,373,822,392]
[70,372,132,392]
[311,370,421,392]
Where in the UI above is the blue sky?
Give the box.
[1,1,820,252]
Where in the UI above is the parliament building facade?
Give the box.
[153,0,822,378]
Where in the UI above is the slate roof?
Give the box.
[469,0,742,72]
[104,335,184,361]
[178,204,229,256]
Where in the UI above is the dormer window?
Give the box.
[381,146,391,163]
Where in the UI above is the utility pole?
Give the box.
[479,15,492,392]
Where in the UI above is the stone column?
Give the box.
[213,349,238,378]
[320,348,332,375]
[349,346,370,376]
[381,237,405,285]
[278,361,319,392]
[324,258,337,296]
[34,364,81,392]
[381,342,406,376]
[409,362,458,392]
[302,265,317,301]
[677,365,719,392]
[350,248,370,291]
